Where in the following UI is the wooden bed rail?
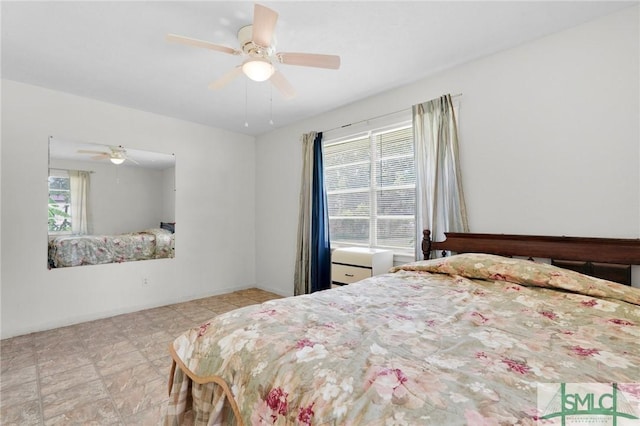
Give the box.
[421,230,640,286]
[422,230,640,264]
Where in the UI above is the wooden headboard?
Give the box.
[422,230,640,286]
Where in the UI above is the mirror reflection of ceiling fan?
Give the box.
[166,3,341,99]
[77,145,138,165]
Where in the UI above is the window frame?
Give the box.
[48,169,72,235]
[324,119,415,255]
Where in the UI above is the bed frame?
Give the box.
[422,229,640,286]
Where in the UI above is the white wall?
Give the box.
[254,7,640,296]
[1,80,256,338]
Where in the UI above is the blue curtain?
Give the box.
[310,132,331,292]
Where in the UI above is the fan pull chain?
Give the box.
[244,79,249,128]
[269,85,274,126]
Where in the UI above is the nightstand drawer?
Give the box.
[331,264,371,285]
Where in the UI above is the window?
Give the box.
[324,125,415,253]
[48,170,72,233]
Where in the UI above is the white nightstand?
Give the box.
[331,247,394,287]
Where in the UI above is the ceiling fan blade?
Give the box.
[90,154,109,161]
[252,4,278,48]
[125,157,140,165]
[78,149,109,155]
[165,34,240,55]
[277,52,340,69]
[208,66,243,90]
[270,71,296,99]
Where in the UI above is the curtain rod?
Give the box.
[322,93,462,134]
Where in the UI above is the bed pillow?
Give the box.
[391,253,640,305]
[160,221,175,233]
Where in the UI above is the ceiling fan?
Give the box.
[166,3,341,99]
[77,146,138,165]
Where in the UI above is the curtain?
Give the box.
[69,170,90,235]
[310,132,331,293]
[294,132,331,295]
[414,94,468,259]
[294,133,314,295]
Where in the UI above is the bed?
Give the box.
[48,227,174,268]
[162,230,640,425]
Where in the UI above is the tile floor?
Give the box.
[0,288,283,425]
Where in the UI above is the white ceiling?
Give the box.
[2,1,635,136]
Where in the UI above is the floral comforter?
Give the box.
[48,228,174,268]
[163,254,640,425]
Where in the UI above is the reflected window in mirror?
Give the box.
[48,169,91,235]
[48,136,176,269]
[48,169,72,234]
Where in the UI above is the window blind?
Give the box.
[324,125,415,252]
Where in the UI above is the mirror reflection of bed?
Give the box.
[47,136,176,268]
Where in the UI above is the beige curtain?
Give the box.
[414,94,468,259]
[294,132,317,295]
[69,170,90,235]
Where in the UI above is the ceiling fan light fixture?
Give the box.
[110,148,126,165]
[242,58,274,82]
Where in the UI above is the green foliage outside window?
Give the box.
[48,176,72,232]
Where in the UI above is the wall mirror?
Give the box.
[47,136,176,269]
